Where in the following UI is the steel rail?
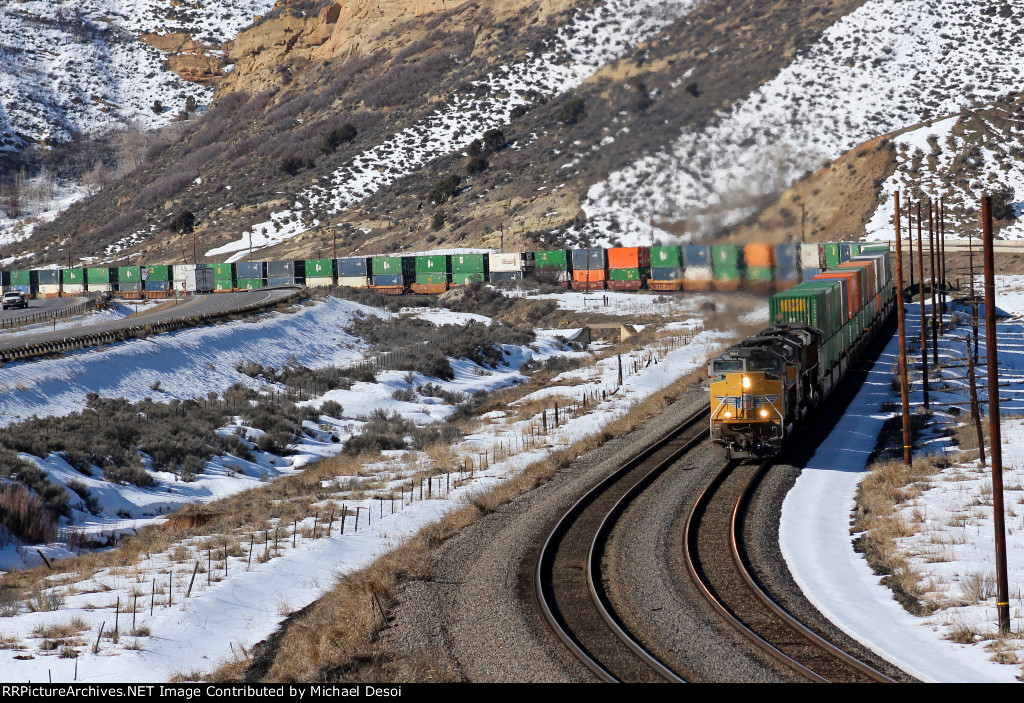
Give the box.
[730,460,896,683]
[684,460,895,683]
[534,404,710,683]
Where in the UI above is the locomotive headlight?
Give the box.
[759,408,769,418]
[742,376,751,389]
[724,411,733,418]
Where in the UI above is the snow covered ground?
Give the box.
[0,287,740,682]
[783,277,1024,682]
[578,0,1024,244]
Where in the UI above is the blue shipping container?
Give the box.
[372,274,405,287]
[236,262,266,279]
[774,244,799,279]
[650,266,684,281]
[146,281,170,292]
[338,257,370,277]
[801,268,823,282]
[683,245,711,267]
[839,243,853,263]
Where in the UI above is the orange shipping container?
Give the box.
[607,246,650,269]
[572,269,608,283]
[743,243,775,268]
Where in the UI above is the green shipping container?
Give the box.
[609,267,642,282]
[534,250,569,270]
[145,265,171,282]
[118,266,143,282]
[237,278,265,289]
[452,272,485,285]
[416,272,449,285]
[213,263,235,280]
[770,283,842,368]
[711,245,743,281]
[372,256,404,276]
[305,259,334,278]
[451,254,486,274]
[649,245,683,268]
[214,280,234,291]
[822,243,841,269]
[62,268,85,284]
[799,279,846,348]
[415,255,451,274]
[11,270,34,286]
[745,266,774,283]
[87,267,116,284]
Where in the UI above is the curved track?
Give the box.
[684,459,896,683]
[534,406,710,683]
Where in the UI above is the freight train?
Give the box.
[0,241,881,300]
[708,244,895,459]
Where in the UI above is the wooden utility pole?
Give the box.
[982,194,1010,636]
[940,197,948,313]
[894,192,912,466]
[907,196,914,294]
[928,199,939,360]
[916,201,929,409]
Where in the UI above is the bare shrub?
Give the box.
[0,485,59,545]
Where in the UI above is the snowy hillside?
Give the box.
[0,0,273,156]
[577,0,1024,244]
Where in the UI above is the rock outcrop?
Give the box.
[139,32,227,86]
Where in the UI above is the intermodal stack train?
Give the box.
[0,241,883,300]
[707,243,895,460]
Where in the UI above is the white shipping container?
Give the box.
[799,243,823,269]
[682,265,713,281]
[172,269,214,293]
[489,252,526,273]
[306,277,335,288]
[38,284,62,295]
[337,276,371,288]
[89,283,113,293]
[62,284,85,294]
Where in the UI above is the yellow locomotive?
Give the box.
[708,324,824,460]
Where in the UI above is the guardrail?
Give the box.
[0,299,95,330]
[0,291,301,364]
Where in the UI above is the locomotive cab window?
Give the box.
[713,360,744,372]
[748,358,780,371]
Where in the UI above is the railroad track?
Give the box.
[684,459,896,683]
[534,405,710,683]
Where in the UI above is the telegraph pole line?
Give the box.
[894,192,912,466]
[916,200,929,410]
[982,194,1010,636]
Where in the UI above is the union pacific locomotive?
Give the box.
[708,245,895,459]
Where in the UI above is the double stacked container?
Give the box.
[37,269,61,298]
[212,263,235,292]
[338,257,371,288]
[117,266,144,298]
[770,281,845,373]
[742,243,774,294]
[489,252,534,284]
[268,260,306,287]
[412,254,451,293]
[372,255,414,293]
[86,267,117,293]
[61,268,86,296]
[305,259,335,288]
[711,244,744,292]
[648,245,684,290]
[234,262,266,290]
[173,264,214,293]
[451,253,488,286]
[571,248,608,291]
[683,245,712,291]
[813,269,863,349]
[607,247,650,291]
[145,265,172,298]
[774,243,799,291]
[8,270,36,298]
[533,250,571,286]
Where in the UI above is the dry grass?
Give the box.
[224,365,711,683]
[30,617,89,640]
[853,456,945,614]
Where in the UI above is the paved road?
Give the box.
[0,289,297,352]
[0,296,85,324]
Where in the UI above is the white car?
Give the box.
[2,292,28,309]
